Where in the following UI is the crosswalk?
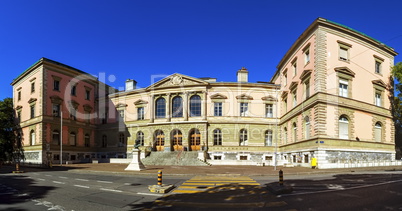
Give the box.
[172,175,260,194]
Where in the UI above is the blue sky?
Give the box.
[1,0,402,100]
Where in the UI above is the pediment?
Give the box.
[134,99,148,105]
[210,93,228,99]
[50,95,63,104]
[335,67,355,77]
[15,105,23,110]
[146,73,209,90]
[68,100,79,108]
[115,103,127,108]
[28,98,37,104]
[289,81,298,90]
[300,69,312,81]
[262,95,277,102]
[372,79,387,89]
[83,104,93,112]
[236,94,253,100]
[281,91,288,99]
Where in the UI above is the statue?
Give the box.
[134,139,141,149]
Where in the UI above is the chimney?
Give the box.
[125,79,137,91]
[237,67,248,82]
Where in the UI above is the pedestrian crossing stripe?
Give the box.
[172,176,260,194]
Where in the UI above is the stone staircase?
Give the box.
[141,151,210,166]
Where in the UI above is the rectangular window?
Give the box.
[375,92,382,106]
[339,46,349,61]
[54,80,60,91]
[375,61,382,74]
[292,61,297,77]
[292,91,297,107]
[305,81,310,99]
[31,82,35,93]
[52,104,60,117]
[304,49,310,64]
[240,103,248,117]
[18,91,21,101]
[339,79,348,97]
[239,155,248,160]
[17,110,21,121]
[30,104,35,119]
[283,71,287,86]
[137,107,144,120]
[102,112,108,124]
[265,104,273,118]
[71,85,76,96]
[85,90,90,100]
[214,155,222,160]
[284,99,288,113]
[118,110,124,119]
[85,112,90,123]
[214,102,222,116]
[70,108,76,120]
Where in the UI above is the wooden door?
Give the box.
[173,133,183,151]
[190,132,201,151]
[156,134,165,151]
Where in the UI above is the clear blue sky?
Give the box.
[1,0,402,100]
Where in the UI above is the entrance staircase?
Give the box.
[141,151,210,166]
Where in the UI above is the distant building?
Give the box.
[11,18,399,168]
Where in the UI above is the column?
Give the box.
[149,95,154,123]
[167,94,171,122]
[202,91,207,120]
[184,92,189,121]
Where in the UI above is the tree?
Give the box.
[392,62,402,159]
[0,97,23,165]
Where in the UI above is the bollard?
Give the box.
[16,163,20,172]
[157,170,162,186]
[279,169,283,186]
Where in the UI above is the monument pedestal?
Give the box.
[125,149,146,171]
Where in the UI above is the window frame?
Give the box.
[189,95,201,117]
[239,102,248,117]
[155,97,166,119]
[213,129,222,146]
[239,129,248,146]
[214,102,222,117]
[172,96,183,118]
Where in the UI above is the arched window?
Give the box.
[102,135,107,147]
[154,130,165,151]
[283,127,288,144]
[339,115,349,139]
[137,131,144,146]
[213,129,222,146]
[293,122,297,142]
[239,129,248,146]
[119,133,125,147]
[30,130,36,145]
[189,95,201,117]
[189,129,201,150]
[52,130,60,145]
[172,96,183,117]
[375,122,382,142]
[69,132,76,146]
[84,134,90,147]
[304,116,310,139]
[265,130,273,146]
[155,97,166,118]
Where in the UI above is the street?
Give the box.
[1,167,402,210]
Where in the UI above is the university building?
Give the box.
[11,18,399,168]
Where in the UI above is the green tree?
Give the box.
[0,97,23,165]
[392,62,402,158]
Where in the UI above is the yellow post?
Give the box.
[311,157,317,169]
[279,169,283,186]
[157,170,162,186]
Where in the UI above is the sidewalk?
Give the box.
[2,163,402,176]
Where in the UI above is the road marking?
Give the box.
[58,176,68,179]
[124,183,131,185]
[74,185,90,189]
[38,178,45,181]
[281,179,402,197]
[52,181,65,184]
[75,178,89,181]
[97,180,113,184]
[100,188,122,193]
[137,192,164,196]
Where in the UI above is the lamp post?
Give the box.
[60,110,63,166]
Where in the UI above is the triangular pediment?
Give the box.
[335,67,355,77]
[115,103,127,108]
[262,95,277,101]
[146,73,209,90]
[210,93,228,99]
[134,99,148,105]
[372,79,387,89]
[236,94,253,100]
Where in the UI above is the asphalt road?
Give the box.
[1,168,402,210]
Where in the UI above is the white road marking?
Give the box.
[59,176,68,179]
[52,181,65,184]
[137,192,163,196]
[100,188,122,193]
[281,179,402,197]
[38,178,46,181]
[75,178,89,181]
[124,183,131,185]
[74,185,90,189]
[97,180,113,184]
